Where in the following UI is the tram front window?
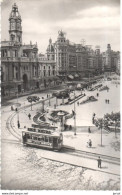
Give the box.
[33,137,37,140]
[53,137,58,147]
[38,137,44,142]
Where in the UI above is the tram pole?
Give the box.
[74,90,76,136]
[49,95,51,106]
[56,97,58,106]
[17,92,20,128]
[31,101,32,111]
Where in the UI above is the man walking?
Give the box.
[28,113,31,120]
[88,126,91,133]
[97,156,102,168]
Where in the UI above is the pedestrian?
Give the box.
[69,125,72,130]
[92,116,95,124]
[93,113,96,117]
[15,108,18,112]
[11,106,13,111]
[97,156,102,168]
[87,142,89,147]
[47,94,48,98]
[89,139,92,147]
[17,121,20,129]
[108,99,109,104]
[72,110,75,116]
[28,113,31,120]
[88,126,91,133]
[77,101,79,106]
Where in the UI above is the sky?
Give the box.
[1,0,120,53]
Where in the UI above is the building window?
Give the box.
[44,71,46,77]
[16,72,18,80]
[53,70,55,75]
[48,70,50,76]
[1,72,4,82]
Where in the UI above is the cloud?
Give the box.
[1,0,120,53]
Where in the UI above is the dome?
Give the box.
[47,38,54,52]
[9,3,21,20]
[47,44,54,52]
[58,30,64,38]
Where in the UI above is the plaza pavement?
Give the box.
[1,76,120,176]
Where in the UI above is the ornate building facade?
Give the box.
[1,4,120,97]
[102,44,119,73]
[1,3,39,96]
[46,30,104,80]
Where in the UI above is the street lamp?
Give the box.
[56,97,58,106]
[95,116,104,146]
[49,95,51,106]
[74,90,76,135]
[16,92,20,128]
[115,119,118,138]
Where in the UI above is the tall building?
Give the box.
[49,31,104,80]
[116,52,120,75]
[75,44,88,77]
[9,3,22,45]
[1,3,39,96]
[54,30,69,77]
[38,38,57,88]
[102,44,118,73]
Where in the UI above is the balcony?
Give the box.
[1,57,19,62]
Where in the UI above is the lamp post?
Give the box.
[56,97,58,106]
[42,100,45,112]
[115,119,118,138]
[49,95,51,106]
[17,92,20,128]
[96,116,104,147]
[74,90,76,135]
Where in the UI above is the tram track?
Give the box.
[62,146,120,165]
[6,112,21,141]
[4,96,120,175]
[5,97,54,141]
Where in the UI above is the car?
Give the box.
[27,96,40,102]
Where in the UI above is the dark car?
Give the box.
[27,96,40,102]
[52,90,69,99]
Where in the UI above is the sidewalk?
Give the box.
[35,148,120,176]
[1,83,67,106]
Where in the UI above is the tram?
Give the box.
[22,127,63,151]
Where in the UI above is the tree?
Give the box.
[27,96,40,111]
[95,118,104,146]
[104,112,120,137]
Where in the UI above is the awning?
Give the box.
[68,75,74,79]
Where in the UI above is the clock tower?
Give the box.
[9,3,22,45]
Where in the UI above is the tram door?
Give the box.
[53,137,58,148]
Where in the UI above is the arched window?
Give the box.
[11,34,15,41]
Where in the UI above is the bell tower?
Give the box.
[9,3,22,45]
